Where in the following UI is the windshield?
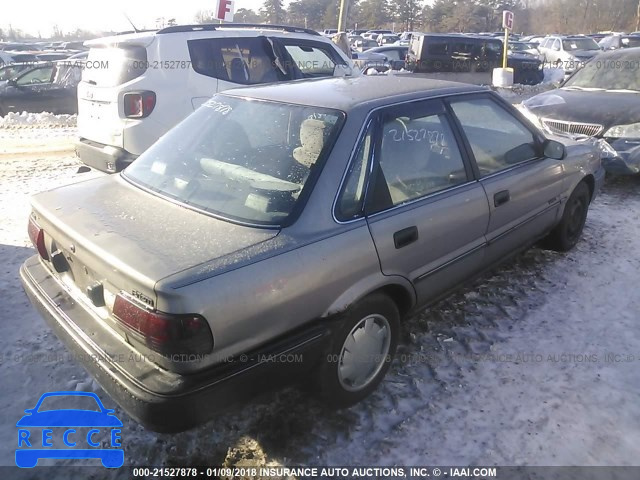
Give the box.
[564,56,640,91]
[124,96,345,226]
[562,38,599,51]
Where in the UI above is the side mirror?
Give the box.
[7,79,17,87]
[543,139,566,160]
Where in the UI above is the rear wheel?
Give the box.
[317,293,400,408]
[543,181,590,252]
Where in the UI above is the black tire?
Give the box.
[316,293,400,408]
[543,181,590,252]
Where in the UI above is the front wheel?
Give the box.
[316,293,400,408]
[543,181,590,252]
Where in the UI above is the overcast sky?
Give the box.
[2,0,270,37]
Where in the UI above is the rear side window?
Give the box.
[336,123,374,221]
[188,37,288,85]
[375,111,467,208]
[427,41,449,56]
[82,46,147,87]
[282,44,337,77]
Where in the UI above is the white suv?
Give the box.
[76,24,357,173]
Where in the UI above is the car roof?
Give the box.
[222,76,484,111]
[86,24,324,48]
[418,33,500,41]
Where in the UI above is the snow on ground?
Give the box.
[0,111,77,129]
[1,117,639,476]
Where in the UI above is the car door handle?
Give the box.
[494,190,510,207]
[394,226,419,249]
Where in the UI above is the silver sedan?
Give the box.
[21,76,605,431]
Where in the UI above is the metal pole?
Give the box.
[503,28,509,69]
[338,0,349,32]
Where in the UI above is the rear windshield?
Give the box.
[82,45,147,87]
[124,96,345,226]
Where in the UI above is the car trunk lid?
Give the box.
[31,175,278,315]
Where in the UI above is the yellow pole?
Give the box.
[503,28,508,69]
[338,0,348,32]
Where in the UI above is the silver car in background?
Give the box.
[21,76,604,432]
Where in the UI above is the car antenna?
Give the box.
[122,12,140,33]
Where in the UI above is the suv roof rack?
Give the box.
[115,29,156,36]
[157,23,320,36]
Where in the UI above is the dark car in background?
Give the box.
[0,61,82,116]
[598,34,640,50]
[521,48,640,174]
[352,45,408,72]
[508,41,540,58]
[406,34,543,85]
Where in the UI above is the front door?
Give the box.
[447,94,564,265]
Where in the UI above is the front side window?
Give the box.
[16,66,54,85]
[370,106,468,212]
[450,97,539,177]
[125,96,345,226]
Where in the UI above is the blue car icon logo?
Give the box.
[16,391,123,468]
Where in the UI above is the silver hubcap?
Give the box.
[338,314,392,392]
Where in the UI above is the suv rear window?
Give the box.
[188,37,288,85]
[82,45,147,87]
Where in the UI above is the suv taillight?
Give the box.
[123,91,156,118]
[113,294,213,356]
[28,217,49,260]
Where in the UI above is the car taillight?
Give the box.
[112,294,213,356]
[28,217,49,260]
[123,91,156,118]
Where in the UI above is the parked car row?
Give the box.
[406,34,544,85]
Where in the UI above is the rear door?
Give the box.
[364,99,490,306]
[447,94,564,265]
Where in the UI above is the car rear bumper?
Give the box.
[75,138,137,174]
[20,255,331,433]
